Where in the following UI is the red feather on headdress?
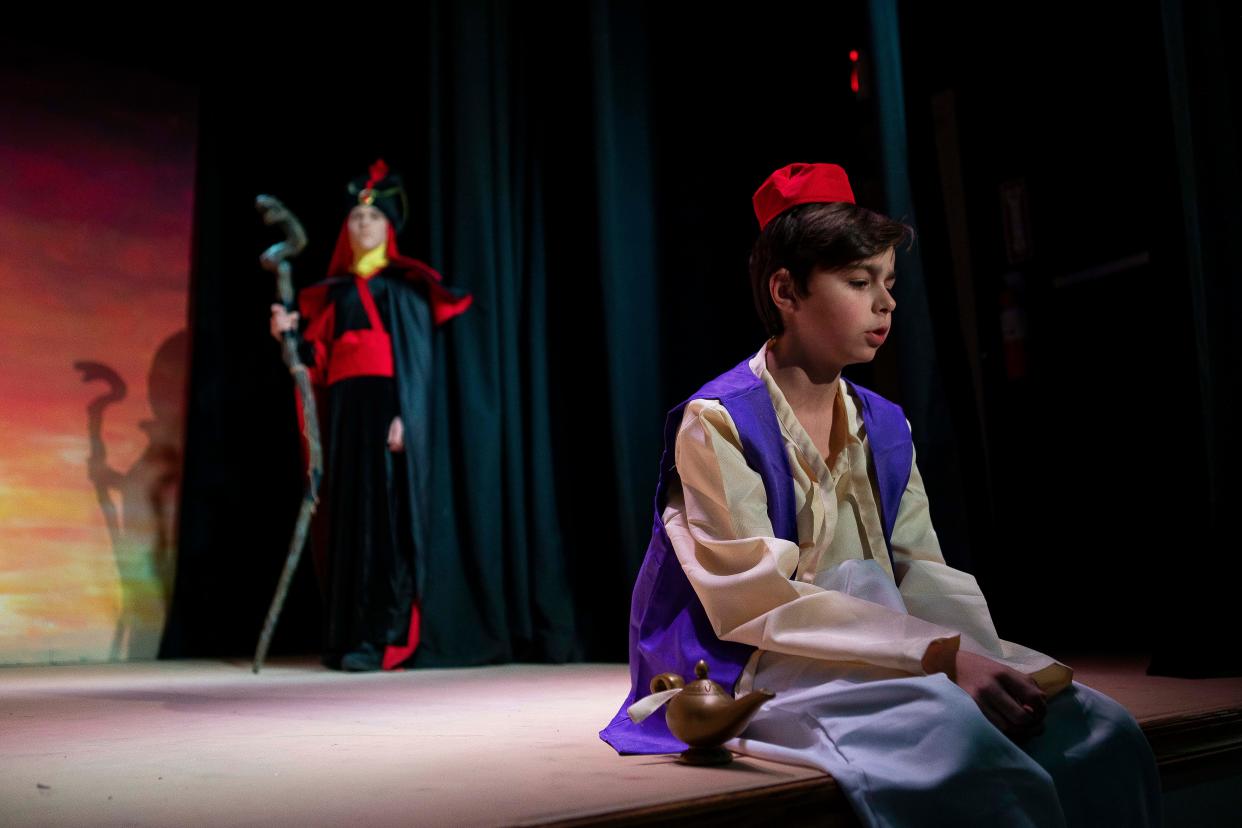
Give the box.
[366,159,389,189]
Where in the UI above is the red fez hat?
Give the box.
[752,163,856,230]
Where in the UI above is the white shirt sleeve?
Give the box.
[663,400,962,676]
[891,444,1073,693]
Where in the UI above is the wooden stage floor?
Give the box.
[3,657,1240,826]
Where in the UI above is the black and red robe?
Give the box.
[297,233,470,670]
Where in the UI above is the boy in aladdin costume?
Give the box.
[602,163,1160,827]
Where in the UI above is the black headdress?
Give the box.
[345,158,409,233]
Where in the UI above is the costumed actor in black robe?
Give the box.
[271,160,471,671]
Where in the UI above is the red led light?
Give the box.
[849,50,859,62]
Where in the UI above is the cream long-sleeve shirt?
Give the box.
[661,344,1071,695]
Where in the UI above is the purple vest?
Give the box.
[599,356,914,755]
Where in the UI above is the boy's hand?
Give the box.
[387,416,405,453]
[951,650,1047,742]
[270,304,299,341]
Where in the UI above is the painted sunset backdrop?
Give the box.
[0,63,196,663]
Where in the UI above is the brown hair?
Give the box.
[749,202,913,335]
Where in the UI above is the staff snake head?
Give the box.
[255,194,308,273]
[74,361,127,403]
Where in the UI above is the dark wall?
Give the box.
[647,5,880,402]
[896,2,1233,662]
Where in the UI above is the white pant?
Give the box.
[729,560,1161,827]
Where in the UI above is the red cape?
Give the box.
[298,222,472,326]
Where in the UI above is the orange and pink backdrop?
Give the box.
[0,66,196,664]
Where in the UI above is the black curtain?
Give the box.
[167,1,668,663]
[893,0,1242,673]
[867,0,975,572]
[412,0,667,664]
[30,2,1237,672]
[161,1,1237,671]
[1149,0,1242,676]
[894,3,1189,653]
[413,0,580,664]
